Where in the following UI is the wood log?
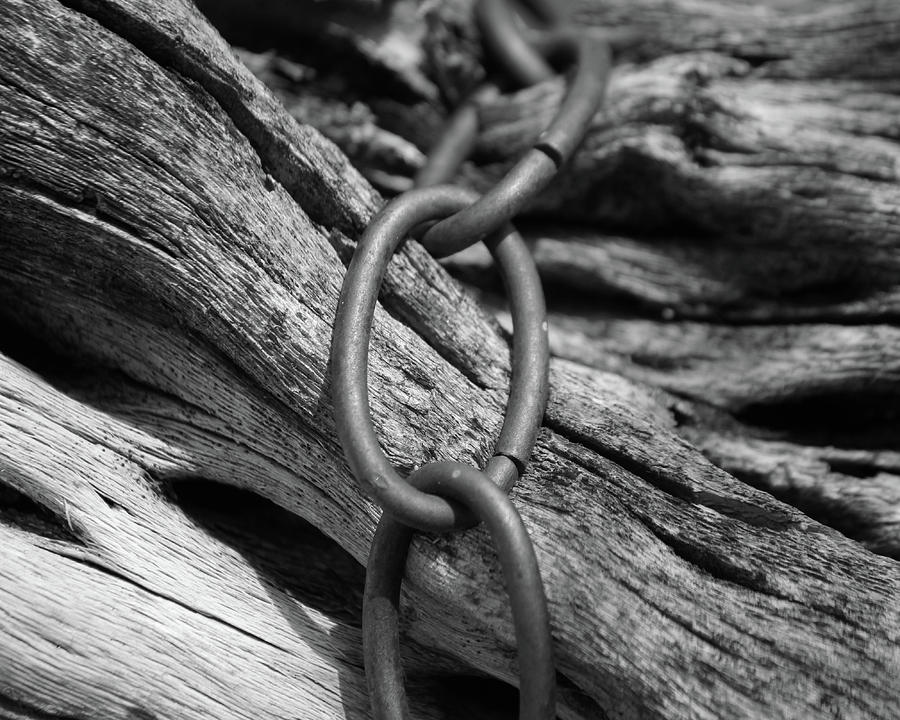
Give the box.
[0,352,502,720]
[473,291,900,558]
[237,16,900,320]
[233,1,900,555]
[2,2,900,720]
[568,0,900,80]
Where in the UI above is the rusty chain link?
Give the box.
[330,0,611,717]
[419,19,610,257]
[332,186,549,532]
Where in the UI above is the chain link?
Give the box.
[331,185,549,533]
[364,462,555,720]
[329,0,612,716]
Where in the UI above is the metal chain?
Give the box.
[330,1,611,717]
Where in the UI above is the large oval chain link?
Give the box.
[329,0,613,717]
[331,185,549,533]
[418,3,610,257]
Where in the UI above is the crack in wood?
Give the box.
[54,0,378,235]
[42,531,300,657]
[545,414,800,532]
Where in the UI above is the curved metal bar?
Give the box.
[414,102,479,188]
[476,0,554,88]
[363,517,413,720]
[420,31,611,258]
[330,185,549,532]
[531,29,612,162]
[364,462,556,720]
[484,221,549,468]
[414,84,499,188]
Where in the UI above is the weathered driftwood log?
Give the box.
[2,2,900,720]
[0,353,502,720]
[469,290,900,558]
[230,1,900,558]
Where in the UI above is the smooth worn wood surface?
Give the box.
[2,1,900,719]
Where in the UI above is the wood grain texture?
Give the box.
[472,291,900,558]
[2,1,900,720]
[0,356,497,720]
[568,0,900,80]
[450,54,900,323]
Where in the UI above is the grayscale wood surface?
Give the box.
[1,1,899,720]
